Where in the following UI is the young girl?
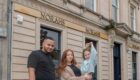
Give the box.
[57,49,90,80]
[80,42,97,79]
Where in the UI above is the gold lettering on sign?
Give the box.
[41,12,65,25]
[93,32,100,37]
[132,44,140,50]
[86,27,108,40]
[86,27,100,37]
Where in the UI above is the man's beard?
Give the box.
[44,47,52,53]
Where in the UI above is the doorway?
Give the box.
[85,38,97,80]
[132,51,137,80]
[113,43,121,80]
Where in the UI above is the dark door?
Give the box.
[113,43,121,80]
[132,52,137,80]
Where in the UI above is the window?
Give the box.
[112,0,119,22]
[85,38,97,80]
[130,5,136,31]
[132,52,137,80]
[85,0,96,11]
[40,26,61,66]
[40,26,61,80]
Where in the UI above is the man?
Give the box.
[27,37,55,80]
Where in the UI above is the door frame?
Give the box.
[36,19,66,52]
[113,42,121,80]
[85,34,99,80]
[112,36,126,80]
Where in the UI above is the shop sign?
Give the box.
[40,12,65,25]
[86,27,100,37]
[86,27,108,40]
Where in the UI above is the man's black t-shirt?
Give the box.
[27,50,55,80]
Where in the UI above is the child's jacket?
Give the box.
[80,44,97,74]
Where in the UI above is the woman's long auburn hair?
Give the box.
[57,49,77,75]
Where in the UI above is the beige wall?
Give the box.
[100,0,110,19]
[119,0,129,24]
[11,1,109,80]
[67,28,83,63]
[12,11,36,79]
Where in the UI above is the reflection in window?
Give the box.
[40,27,61,66]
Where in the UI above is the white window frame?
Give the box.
[112,0,119,22]
[94,0,96,12]
[130,5,136,31]
[85,0,96,12]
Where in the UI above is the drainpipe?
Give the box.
[7,0,12,80]
[0,39,2,80]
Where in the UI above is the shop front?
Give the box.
[11,0,140,80]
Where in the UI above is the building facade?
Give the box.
[0,0,140,80]
[0,0,11,80]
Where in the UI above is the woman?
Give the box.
[81,42,97,79]
[57,49,91,80]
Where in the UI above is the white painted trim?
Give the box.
[133,8,136,31]
[114,35,127,80]
[112,0,120,22]
[117,0,120,22]
[94,0,97,12]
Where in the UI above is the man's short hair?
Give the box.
[43,37,54,42]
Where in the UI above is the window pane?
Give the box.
[112,0,118,22]
[131,17,134,28]
[112,0,117,6]
[112,6,117,21]
[40,27,61,65]
[92,0,95,10]
[41,27,61,80]
[85,0,93,10]
[85,0,96,11]
[130,7,134,16]
[130,6,136,31]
